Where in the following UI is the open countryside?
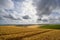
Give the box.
[0,25,60,40]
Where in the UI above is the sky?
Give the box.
[0,0,60,24]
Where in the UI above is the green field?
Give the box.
[40,24,60,29]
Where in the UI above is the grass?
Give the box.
[40,24,60,29]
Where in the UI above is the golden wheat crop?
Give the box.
[0,25,60,40]
[22,30,60,40]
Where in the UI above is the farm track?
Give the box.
[6,30,53,40]
[0,30,43,36]
[22,30,60,40]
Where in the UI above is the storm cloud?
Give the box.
[22,15,31,19]
[33,0,60,23]
[0,0,60,24]
[34,0,60,16]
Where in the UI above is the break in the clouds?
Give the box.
[0,0,60,24]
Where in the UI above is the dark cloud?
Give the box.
[33,0,60,22]
[37,16,48,22]
[42,19,48,22]
[22,15,31,19]
[2,14,22,20]
[0,0,60,24]
[13,0,25,2]
[33,0,60,16]
[8,13,22,20]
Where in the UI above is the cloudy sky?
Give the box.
[0,0,60,24]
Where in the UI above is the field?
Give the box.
[0,25,60,40]
[40,24,60,29]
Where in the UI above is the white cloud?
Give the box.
[0,0,38,24]
[0,0,60,24]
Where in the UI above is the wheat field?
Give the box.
[0,25,60,40]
